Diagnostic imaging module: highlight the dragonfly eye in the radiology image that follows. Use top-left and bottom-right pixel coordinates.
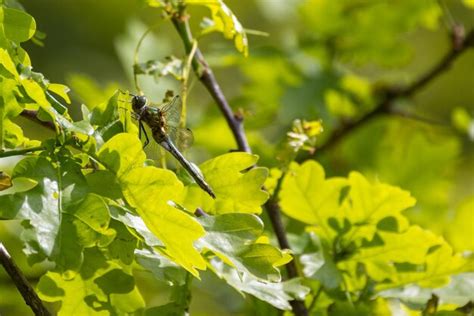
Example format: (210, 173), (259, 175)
(131, 95), (147, 111)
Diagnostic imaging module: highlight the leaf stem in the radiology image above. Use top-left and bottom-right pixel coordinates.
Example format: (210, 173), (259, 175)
(0, 146), (45, 158)
(0, 242), (51, 316)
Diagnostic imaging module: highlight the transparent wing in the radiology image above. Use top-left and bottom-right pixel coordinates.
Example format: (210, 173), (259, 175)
(161, 95), (181, 129)
(167, 126), (194, 151)
(177, 127), (194, 151)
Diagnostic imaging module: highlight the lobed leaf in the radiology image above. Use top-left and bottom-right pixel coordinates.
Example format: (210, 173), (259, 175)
(210, 258), (309, 310)
(198, 213), (288, 281)
(185, 0), (248, 56)
(279, 161), (347, 240)
(98, 133), (206, 276)
(183, 152), (269, 214)
(37, 248), (145, 315)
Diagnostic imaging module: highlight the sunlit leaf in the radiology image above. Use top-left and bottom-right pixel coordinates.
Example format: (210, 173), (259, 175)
(279, 161), (347, 240)
(198, 213), (288, 281)
(210, 258), (309, 310)
(0, 48), (20, 80)
(37, 248), (145, 315)
(341, 171), (416, 242)
(446, 197), (474, 251)
(48, 83), (71, 104)
(184, 152), (269, 214)
(98, 133), (206, 276)
(0, 7), (36, 43)
(186, 0), (248, 56)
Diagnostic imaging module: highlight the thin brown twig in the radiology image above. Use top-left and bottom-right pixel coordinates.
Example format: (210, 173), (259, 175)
(0, 242), (51, 316)
(170, 11), (251, 153)
(20, 110), (55, 131)
(298, 28), (474, 160)
(170, 7), (308, 316)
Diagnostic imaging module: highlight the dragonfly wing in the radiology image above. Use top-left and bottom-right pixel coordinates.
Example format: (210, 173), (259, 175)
(167, 126), (194, 151)
(161, 95), (181, 129)
(177, 128), (194, 151)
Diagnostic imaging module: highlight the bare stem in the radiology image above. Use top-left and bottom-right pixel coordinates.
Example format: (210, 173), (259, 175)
(170, 12), (251, 153)
(0, 146), (45, 158)
(20, 110), (56, 131)
(0, 242), (51, 316)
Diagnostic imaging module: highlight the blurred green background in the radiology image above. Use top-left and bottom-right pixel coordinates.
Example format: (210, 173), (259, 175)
(1, 0), (473, 314)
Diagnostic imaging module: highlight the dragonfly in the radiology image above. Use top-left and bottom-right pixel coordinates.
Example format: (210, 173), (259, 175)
(128, 93), (216, 198)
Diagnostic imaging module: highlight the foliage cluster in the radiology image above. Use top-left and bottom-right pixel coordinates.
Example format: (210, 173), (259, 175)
(0, 0), (473, 315)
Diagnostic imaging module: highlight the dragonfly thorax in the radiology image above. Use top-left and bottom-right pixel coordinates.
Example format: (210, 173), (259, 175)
(131, 95), (148, 112)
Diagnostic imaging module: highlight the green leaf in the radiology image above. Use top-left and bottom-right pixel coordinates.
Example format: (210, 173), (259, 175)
(21, 78), (51, 110)
(85, 170), (122, 200)
(349, 226), (440, 282)
(37, 248), (145, 315)
(446, 197), (474, 251)
(134, 56), (185, 81)
(2, 119), (25, 148)
(0, 156), (66, 255)
(376, 240), (473, 290)
(184, 152), (269, 214)
(0, 48), (20, 80)
(198, 213), (289, 281)
(97, 133), (146, 178)
(0, 155), (115, 272)
(301, 253), (343, 289)
(89, 91), (119, 127)
(380, 273), (474, 310)
(186, 0), (248, 56)
(122, 166), (206, 276)
(108, 204), (162, 247)
(135, 248), (187, 286)
(341, 171), (416, 242)
(98, 133), (206, 276)
(0, 7), (36, 43)
(1, 78), (22, 118)
(279, 161), (347, 240)
(48, 83), (71, 104)
(211, 258), (309, 310)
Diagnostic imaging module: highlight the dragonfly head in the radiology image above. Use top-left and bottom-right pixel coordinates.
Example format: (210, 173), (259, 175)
(131, 95), (147, 112)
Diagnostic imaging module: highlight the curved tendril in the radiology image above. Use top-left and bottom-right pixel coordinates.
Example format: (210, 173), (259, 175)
(133, 22), (163, 94)
(180, 39), (198, 129)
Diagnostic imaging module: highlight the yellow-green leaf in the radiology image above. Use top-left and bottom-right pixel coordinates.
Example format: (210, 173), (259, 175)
(98, 134), (206, 276)
(186, 0), (248, 56)
(121, 167), (206, 276)
(21, 79), (50, 110)
(0, 7), (36, 43)
(48, 83), (71, 104)
(97, 133), (146, 179)
(184, 152), (269, 214)
(0, 48), (20, 80)
(279, 161), (347, 240)
(342, 171), (416, 242)
(446, 197), (474, 251)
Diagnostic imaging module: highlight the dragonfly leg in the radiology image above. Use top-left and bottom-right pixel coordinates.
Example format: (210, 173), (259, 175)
(139, 121), (150, 148)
